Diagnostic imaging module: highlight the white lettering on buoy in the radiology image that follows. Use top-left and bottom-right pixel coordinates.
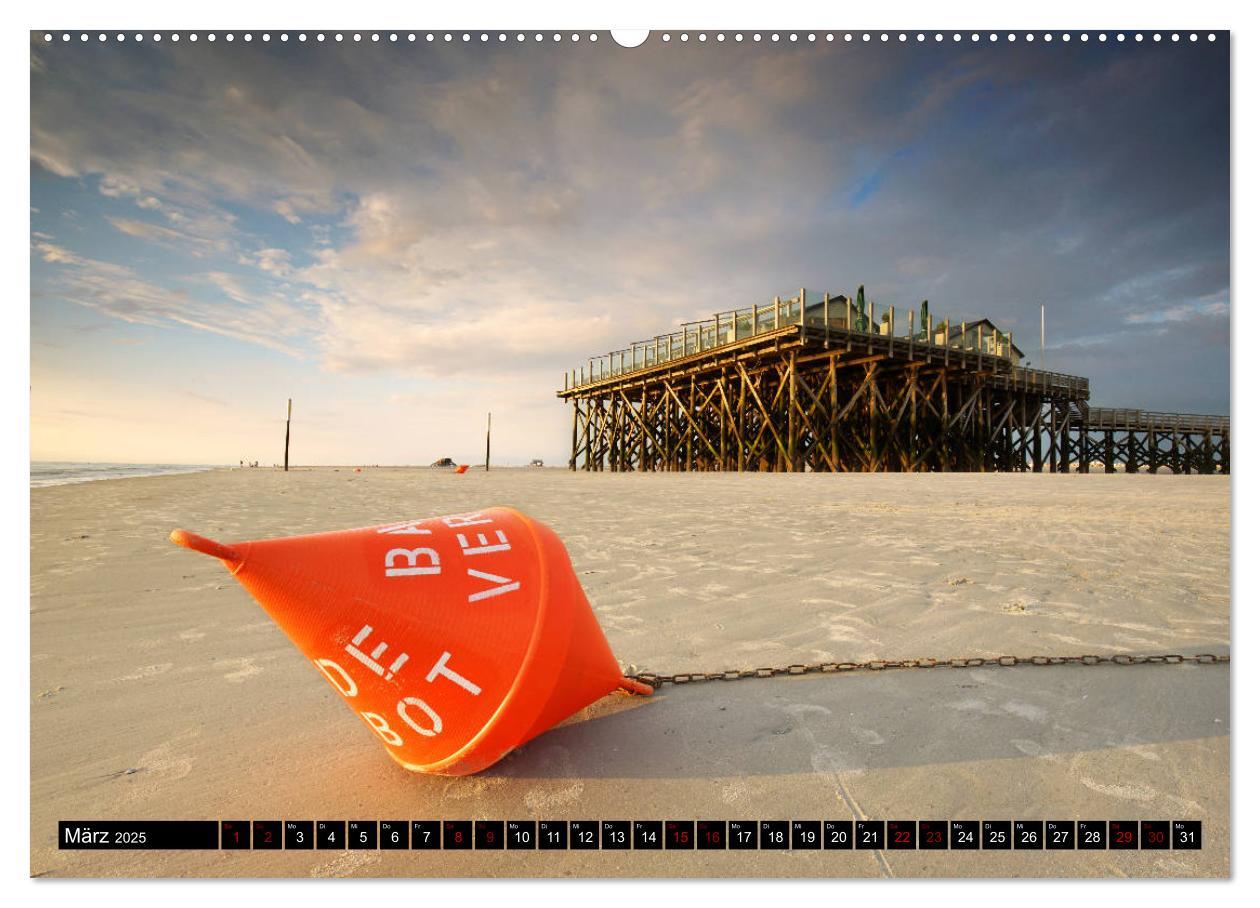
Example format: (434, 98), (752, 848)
(466, 568), (521, 602)
(384, 546), (441, 577)
(425, 650), (482, 696)
(313, 657), (358, 697)
(377, 521), (434, 536)
(362, 711), (404, 746)
(397, 697), (443, 736)
(344, 624), (410, 681)
(456, 529), (511, 556)
(442, 512), (492, 528)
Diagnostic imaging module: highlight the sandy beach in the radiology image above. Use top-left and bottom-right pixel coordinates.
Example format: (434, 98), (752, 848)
(29, 467), (1230, 878)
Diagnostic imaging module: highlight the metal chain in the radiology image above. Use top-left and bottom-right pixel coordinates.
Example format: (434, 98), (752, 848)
(625, 652), (1229, 691)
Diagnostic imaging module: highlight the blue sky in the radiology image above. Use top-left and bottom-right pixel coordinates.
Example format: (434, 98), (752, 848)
(30, 34), (1229, 465)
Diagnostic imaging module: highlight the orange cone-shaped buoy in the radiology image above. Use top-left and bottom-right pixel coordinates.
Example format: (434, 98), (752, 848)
(170, 509), (649, 775)
(454, 464), (469, 474)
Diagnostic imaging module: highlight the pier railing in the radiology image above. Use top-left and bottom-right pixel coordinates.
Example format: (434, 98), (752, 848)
(566, 288), (1019, 390)
(1004, 367), (1091, 397)
(1080, 407), (1229, 434)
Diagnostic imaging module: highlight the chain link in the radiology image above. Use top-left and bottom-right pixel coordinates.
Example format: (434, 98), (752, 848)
(625, 652), (1228, 691)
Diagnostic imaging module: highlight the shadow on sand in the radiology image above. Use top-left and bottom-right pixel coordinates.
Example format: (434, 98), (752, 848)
(481, 657), (1229, 781)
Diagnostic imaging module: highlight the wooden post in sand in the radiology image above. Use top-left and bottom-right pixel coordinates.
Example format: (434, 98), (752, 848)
(283, 399), (292, 472)
(485, 412), (492, 472)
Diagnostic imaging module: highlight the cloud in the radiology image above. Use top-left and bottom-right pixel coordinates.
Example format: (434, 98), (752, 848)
(33, 240), (84, 266)
(239, 247), (293, 277)
(1125, 300), (1230, 325)
(29, 37), (1230, 416)
(35, 234), (315, 355)
(107, 216), (228, 257)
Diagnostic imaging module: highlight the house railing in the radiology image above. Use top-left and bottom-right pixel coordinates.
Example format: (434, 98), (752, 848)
(565, 287), (1019, 389)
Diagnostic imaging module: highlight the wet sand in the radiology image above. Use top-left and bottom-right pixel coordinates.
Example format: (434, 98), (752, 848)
(30, 468), (1230, 877)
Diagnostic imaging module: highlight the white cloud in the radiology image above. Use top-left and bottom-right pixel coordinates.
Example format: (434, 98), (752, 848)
(1125, 300), (1230, 325)
(36, 234), (315, 356)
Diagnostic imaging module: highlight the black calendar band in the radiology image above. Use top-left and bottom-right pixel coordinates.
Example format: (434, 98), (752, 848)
(57, 819), (1204, 851)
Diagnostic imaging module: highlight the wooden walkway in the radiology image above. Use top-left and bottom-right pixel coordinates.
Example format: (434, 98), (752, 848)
(1072, 407), (1229, 474)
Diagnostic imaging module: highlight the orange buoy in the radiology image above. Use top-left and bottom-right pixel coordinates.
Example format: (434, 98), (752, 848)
(169, 508), (648, 775)
(454, 464), (469, 474)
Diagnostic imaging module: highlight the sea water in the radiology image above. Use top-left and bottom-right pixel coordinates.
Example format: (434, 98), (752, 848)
(30, 462), (221, 488)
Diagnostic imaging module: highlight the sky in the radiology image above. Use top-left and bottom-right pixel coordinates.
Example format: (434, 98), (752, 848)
(29, 33), (1230, 466)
